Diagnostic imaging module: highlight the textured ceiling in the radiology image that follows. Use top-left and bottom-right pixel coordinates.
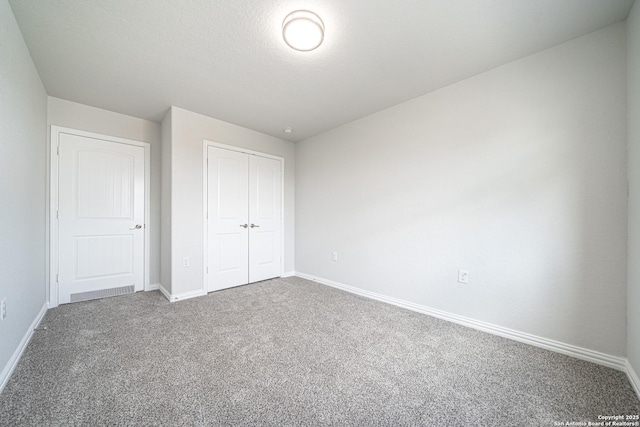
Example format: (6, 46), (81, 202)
(8, 0), (635, 142)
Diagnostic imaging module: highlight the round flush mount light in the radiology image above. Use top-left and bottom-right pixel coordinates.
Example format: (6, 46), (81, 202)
(283, 127), (293, 134)
(282, 10), (324, 51)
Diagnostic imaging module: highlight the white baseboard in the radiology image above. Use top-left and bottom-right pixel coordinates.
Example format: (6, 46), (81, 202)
(280, 271), (295, 278)
(146, 283), (160, 291)
(159, 285), (206, 303)
(0, 302), (48, 394)
(295, 272), (628, 372)
(626, 359), (640, 399)
(158, 285), (171, 301)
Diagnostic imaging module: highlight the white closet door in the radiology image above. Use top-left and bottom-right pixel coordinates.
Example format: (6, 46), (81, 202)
(207, 146), (249, 291)
(248, 155), (282, 283)
(58, 133), (145, 304)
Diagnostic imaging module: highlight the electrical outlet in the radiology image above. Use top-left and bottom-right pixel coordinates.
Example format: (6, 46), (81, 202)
(332, 251), (338, 262)
(458, 269), (469, 284)
(182, 257), (190, 268)
(0, 298), (6, 321)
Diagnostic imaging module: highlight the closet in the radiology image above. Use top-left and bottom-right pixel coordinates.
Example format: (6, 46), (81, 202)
(206, 145), (283, 291)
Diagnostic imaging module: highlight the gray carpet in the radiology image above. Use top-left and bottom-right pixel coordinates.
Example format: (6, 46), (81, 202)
(0, 277), (638, 426)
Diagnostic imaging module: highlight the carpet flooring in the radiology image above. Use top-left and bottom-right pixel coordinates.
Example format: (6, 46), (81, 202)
(0, 276), (638, 426)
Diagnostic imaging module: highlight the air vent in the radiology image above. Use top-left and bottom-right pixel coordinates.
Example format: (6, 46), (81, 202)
(70, 285), (134, 303)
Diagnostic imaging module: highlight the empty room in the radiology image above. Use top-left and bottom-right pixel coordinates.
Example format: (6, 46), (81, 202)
(1, 0), (640, 425)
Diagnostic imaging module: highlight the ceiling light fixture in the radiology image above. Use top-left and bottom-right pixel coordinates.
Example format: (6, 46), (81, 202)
(283, 127), (293, 134)
(282, 10), (324, 52)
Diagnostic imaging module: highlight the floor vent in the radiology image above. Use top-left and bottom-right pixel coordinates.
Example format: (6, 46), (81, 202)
(70, 285), (135, 303)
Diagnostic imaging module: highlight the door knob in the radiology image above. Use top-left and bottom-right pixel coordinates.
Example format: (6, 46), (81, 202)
(130, 224), (142, 230)
(240, 224), (248, 228)
(250, 224), (260, 228)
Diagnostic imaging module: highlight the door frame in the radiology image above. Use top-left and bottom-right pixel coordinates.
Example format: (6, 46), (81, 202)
(202, 140), (285, 293)
(49, 126), (151, 307)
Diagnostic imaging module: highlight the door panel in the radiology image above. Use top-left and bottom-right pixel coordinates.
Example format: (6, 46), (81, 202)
(249, 155), (282, 282)
(207, 147), (249, 291)
(76, 150), (134, 218)
(75, 235), (133, 279)
(58, 133), (145, 304)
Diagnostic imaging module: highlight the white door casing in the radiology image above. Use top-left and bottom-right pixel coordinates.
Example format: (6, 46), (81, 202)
(204, 142), (283, 292)
(50, 127), (150, 307)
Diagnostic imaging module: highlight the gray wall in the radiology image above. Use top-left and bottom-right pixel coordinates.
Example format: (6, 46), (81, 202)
(0, 0), (47, 386)
(627, 0), (640, 382)
(295, 23), (628, 356)
(47, 97), (162, 287)
(168, 107), (295, 297)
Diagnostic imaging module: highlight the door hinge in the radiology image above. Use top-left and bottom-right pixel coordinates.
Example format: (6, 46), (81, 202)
(56, 145), (60, 155)
(56, 274), (59, 283)
(56, 210), (59, 219)
(627, 179), (630, 199)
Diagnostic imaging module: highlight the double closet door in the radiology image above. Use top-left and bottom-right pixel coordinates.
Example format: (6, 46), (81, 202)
(207, 146), (282, 292)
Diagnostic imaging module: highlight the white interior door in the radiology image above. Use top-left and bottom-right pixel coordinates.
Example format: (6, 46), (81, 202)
(207, 146), (250, 291)
(207, 145), (282, 292)
(249, 155), (282, 283)
(58, 133), (145, 304)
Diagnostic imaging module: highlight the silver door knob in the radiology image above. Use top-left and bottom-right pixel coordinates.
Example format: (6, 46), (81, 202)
(240, 224), (248, 228)
(250, 224), (260, 228)
(130, 224), (142, 230)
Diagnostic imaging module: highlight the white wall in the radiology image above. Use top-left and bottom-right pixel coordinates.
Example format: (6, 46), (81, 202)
(627, 0), (640, 381)
(168, 107), (295, 297)
(160, 109), (172, 293)
(0, 0), (47, 386)
(296, 23), (628, 356)
(47, 97), (162, 287)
